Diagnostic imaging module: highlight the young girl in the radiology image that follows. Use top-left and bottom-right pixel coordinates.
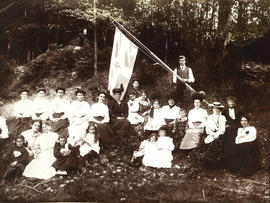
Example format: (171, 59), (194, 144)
(79, 122), (100, 164)
(127, 92), (144, 125)
(144, 99), (166, 132)
(1, 136), (29, 185)
(132, 133), (157, 167)
(138, 90), (151, 118)
(52, 135), (79, 175)
(144, 126), (175, 168)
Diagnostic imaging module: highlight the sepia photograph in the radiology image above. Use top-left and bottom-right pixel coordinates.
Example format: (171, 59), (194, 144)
(0, 0), (269, 202)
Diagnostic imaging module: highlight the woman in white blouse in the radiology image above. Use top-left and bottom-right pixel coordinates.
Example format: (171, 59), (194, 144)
(180, 93), (208, 150)
(32, 88), (50, 121)
(7, 89), (32, 138)
(49, 87), (70, 136)
(68, 89), (90, 147)
(204, 102), (226, 144)
(230, 115), (260, 176)
(89, 91), (114, 147)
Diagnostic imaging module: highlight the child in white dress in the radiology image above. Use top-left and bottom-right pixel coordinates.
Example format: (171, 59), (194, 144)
(132, 133), (157, 167)
(79, 122), (100, 165)
(143, 126), (175, 168)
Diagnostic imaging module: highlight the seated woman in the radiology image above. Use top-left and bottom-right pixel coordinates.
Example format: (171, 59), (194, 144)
(68, 89), (90, 147)
(21, 120), (42, 158)
(161, 95), (180, 132)
(23, 121), (58, 180)
(89, 91), (114, 147)
(180, 92), (208, 150)
(31, 88), (50, 121)
(49, 87), (70, 136)
(143, 126), (174, 168)
(52, 135), (79, 175)
(144, 99), (166, 132)
(204, 102), (226, 144)
(7, 89), (32, 139)
(229, 115), (260, 176)
(127, 91), (144, 125)
(138, 90), (151, 119)
(108, 86), (137, 138)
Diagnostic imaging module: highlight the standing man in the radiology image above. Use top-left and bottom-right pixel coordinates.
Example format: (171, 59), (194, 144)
(172, 55), (195, 102)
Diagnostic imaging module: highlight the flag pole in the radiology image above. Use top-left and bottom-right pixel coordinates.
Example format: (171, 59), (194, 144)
(93, 0), (98, 75)
(109, 15), (195, 93)
(108, 15), (210, 106)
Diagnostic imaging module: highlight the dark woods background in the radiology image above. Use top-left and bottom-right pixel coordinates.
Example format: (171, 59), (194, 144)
(0, 0), (270, 112)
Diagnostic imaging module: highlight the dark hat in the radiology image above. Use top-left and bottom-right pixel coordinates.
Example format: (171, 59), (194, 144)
(191, 91), (205, 102)
(112, 84), (124, 94)
(210, 102), (224, 109)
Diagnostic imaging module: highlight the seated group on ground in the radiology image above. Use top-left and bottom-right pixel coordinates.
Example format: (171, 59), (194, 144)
(0, 80), (261, 184)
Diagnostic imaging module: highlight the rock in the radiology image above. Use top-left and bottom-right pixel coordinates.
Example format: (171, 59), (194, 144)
(60, 184), (66, 188)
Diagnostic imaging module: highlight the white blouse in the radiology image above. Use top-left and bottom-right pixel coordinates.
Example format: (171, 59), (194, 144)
(50, 98), (70, 116)
(235, 126), (257, 144)
(14, 99), (32, 117)
(206, 114), (226, 136)
(89, 102), (110, 123)
(0, 116), (8, 139)
(162, 105), (180, 120)
(69, 100), (91, 119)
(32, 98), (50, 120)
(188, 108), (208, 128)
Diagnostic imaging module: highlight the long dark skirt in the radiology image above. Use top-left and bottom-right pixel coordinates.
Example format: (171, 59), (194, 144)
(50, 118), (69, 137)
(222, 127), (238, 163)
(52, 155), (78, 171)
(110, 118), (137, 137)
(96, 123), (116, 146)
(231, 140), (260, 176)
(6, 117), (32, 138)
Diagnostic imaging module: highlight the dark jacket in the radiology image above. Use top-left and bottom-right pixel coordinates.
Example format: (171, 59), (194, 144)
(108, 98), (128, 119)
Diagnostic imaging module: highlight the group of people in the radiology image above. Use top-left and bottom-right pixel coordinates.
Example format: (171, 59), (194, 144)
(0, 55), (261, 185)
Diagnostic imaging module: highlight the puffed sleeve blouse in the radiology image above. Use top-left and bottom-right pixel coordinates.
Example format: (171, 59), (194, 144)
(89, 102), (110, 123)
(188, 108), (208, 128)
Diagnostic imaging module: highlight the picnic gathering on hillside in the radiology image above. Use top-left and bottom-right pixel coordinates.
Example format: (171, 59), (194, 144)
(0, 54), (261, 186)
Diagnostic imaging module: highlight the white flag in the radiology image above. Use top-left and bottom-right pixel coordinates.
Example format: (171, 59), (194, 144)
(108, 27), (138, 99)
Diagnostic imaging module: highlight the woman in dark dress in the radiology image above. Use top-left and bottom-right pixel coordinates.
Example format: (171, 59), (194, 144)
(229, 115), (260, 176)
(108, 86), (139, 152)
(222, 96), (242, 166)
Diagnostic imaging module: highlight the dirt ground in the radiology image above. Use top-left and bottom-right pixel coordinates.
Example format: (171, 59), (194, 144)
(0, 144), (269, 202)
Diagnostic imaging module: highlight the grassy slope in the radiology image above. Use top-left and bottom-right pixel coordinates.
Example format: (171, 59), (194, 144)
(0, 44), (269, 202)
